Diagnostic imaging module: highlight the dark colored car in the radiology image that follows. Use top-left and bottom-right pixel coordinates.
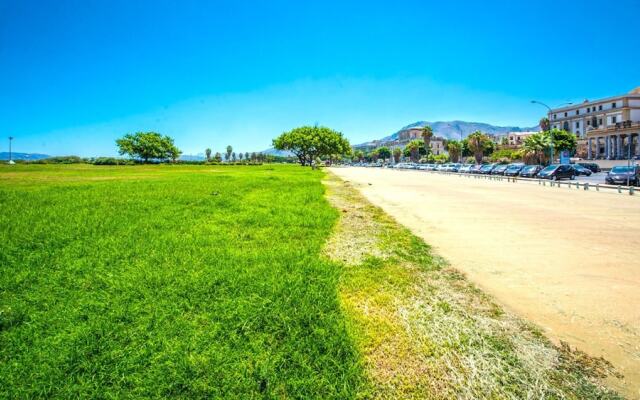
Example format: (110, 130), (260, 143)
(519, 165), (543, 178)
(491, 164), (509, 175)
(478, 164), (496, 175)
(571, 164), (592, 176)
(537, 164), (576, 181)
(470, 164), (483, 174)
(605, 166), (639, 186)
(503, 163), (525, 177)
(577, 162), (601, 173)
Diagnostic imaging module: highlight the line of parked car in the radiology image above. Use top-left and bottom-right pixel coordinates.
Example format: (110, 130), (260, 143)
(385, 162), (639, 185)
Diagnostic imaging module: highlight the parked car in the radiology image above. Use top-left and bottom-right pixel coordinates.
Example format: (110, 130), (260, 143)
(571, 164), (592, 176)
(503, 163), (525, 177)
(519, 165), (543, 178)
(458, 164), (473, 173)
(491, 164), (509, 175)
(537, 164), (576, 181)
(605, 165), (639, 186)
(577, 162), (601, 173)
(470, 164), (483, 174)
(478, 164), (496, 174)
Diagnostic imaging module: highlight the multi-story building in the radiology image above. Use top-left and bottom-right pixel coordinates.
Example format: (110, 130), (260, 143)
(549, 87), (640, 160)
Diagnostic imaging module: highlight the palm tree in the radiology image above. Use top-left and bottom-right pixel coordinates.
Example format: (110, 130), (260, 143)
(226, 145), (233, 161)
(392, 147), (402, 163)
(238, 152), (244, 161)
(421, 125), (434, 154)
(445, 140), (462, 162)
(353, 150), (365, 162)
(245, 152), (249, 161)
(467, 131), (490, 163)
(405, 139), (423, 162)
(539, 117), (550, 132)
(522, 132), (551, 165)
(205, 148), (212, 162)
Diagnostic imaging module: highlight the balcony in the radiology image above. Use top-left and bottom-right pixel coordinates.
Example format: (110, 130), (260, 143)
(585, 120), (640, 138)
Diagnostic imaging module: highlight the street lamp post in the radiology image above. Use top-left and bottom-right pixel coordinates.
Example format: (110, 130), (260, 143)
(8, 136), (14, 164)
(531, 100), (554, 164)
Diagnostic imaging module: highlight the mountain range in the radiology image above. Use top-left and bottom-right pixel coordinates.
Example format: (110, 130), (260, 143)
(0, 152), (50, 161)
(357, 120), (540, 148)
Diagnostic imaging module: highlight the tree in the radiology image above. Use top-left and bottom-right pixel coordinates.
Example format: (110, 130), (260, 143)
(353, 150), (365, 162)
(214, 152), (222, 162)
(370, 149), (379, 162)
(245, 152), (249, 161)
(238, 152), (244, 161)
(550, 128), (577, 153)
(232, 152), (237, 161)
(445, 140), (462, 162)
(392, 147), (402, 163)
(205, 148), (212, 162)
(226, 145), (233, 161)
(539, 117), (550, 132)
(116, 132), (181, 163)
(405, 139), (423, 162)
(467, 131), (492, 163)
(522, 132), (552, 165)
(421, 125), (434, 155)
(272, 125), (351, 167)
(376, 146), (391, 161)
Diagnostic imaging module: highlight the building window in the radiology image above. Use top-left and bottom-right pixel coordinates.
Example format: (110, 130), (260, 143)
(599, 118), (603, 125)
(586, 108), (590, 113)
(612, 102), (616, 108)
(587, 120), (591, 126)
(576, 109), (580, 115)
(563, 121), (569, 131)
(612, 116), (617, 124)
(564, 112), (568, 117)
(599, 105), (603, 111)
(553, 114), (556, 119)
(575, 121), (580, 128)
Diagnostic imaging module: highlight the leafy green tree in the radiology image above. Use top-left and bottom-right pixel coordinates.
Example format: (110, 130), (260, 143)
(232, 152), (237, 161)
(445, 140), (462, 162)
(376, 146), (391, 161)
(116, 132), (181, 163)
(392, 147), (402, 163)
(205, 148), (212, 162)
(245, 152), (250, 161)
(550, 128), (577, 153)
(421, 125), (434, 155)
(238, 152), (244, 161)
(370, 149), (379, 162)
(353, 150), (365, 162)
(214, 152), (222, 162)
(272, 125), (351, 166)
(466, 131), (492, 163)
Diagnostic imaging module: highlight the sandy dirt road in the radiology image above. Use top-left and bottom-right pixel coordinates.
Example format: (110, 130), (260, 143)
(330, 167), (640, 397)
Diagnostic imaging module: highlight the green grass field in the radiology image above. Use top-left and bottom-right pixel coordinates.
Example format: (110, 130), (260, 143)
(0, 164), (365, 398)
(0, 164), (621, 399)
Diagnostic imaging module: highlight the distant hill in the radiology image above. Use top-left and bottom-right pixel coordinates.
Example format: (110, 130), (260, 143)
(261, 148), (295, 157)
(0, 152), (50, 161)
(357, 120), (540, 148)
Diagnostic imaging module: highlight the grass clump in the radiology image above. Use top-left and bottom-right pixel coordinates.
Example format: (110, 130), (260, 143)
(323, 172), (622, 399)
(0, 164), (366, 398)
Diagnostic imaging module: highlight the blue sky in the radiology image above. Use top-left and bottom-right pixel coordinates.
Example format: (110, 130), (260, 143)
(1, 0), (639, 156)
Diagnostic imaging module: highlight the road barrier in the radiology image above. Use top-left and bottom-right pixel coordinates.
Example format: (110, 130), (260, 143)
(411, 169), (637, 196)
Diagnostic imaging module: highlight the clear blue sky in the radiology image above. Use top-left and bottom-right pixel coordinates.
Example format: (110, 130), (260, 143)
(1, 0), (639, 156)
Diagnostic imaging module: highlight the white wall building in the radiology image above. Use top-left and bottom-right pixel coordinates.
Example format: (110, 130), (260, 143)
(549, 87), (640, 159)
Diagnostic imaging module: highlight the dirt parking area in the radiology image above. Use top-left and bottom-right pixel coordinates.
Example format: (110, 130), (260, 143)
(330, 167), (640, 397)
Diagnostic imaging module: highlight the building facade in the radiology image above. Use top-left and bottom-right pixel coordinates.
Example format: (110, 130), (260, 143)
(549, 88), (640, 160)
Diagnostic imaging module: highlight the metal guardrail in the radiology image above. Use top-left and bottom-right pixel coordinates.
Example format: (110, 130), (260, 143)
(396, 168), (637, 196)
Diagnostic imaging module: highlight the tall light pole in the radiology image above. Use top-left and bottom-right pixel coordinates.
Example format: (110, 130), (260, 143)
(531, 100), (554, 164)
(8, 136), (14, 164)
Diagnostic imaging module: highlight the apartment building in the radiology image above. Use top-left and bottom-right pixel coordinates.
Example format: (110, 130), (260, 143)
(549, 87), (640, 159)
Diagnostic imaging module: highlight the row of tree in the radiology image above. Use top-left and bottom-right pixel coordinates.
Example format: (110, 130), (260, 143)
(204, 146), (268, 163)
